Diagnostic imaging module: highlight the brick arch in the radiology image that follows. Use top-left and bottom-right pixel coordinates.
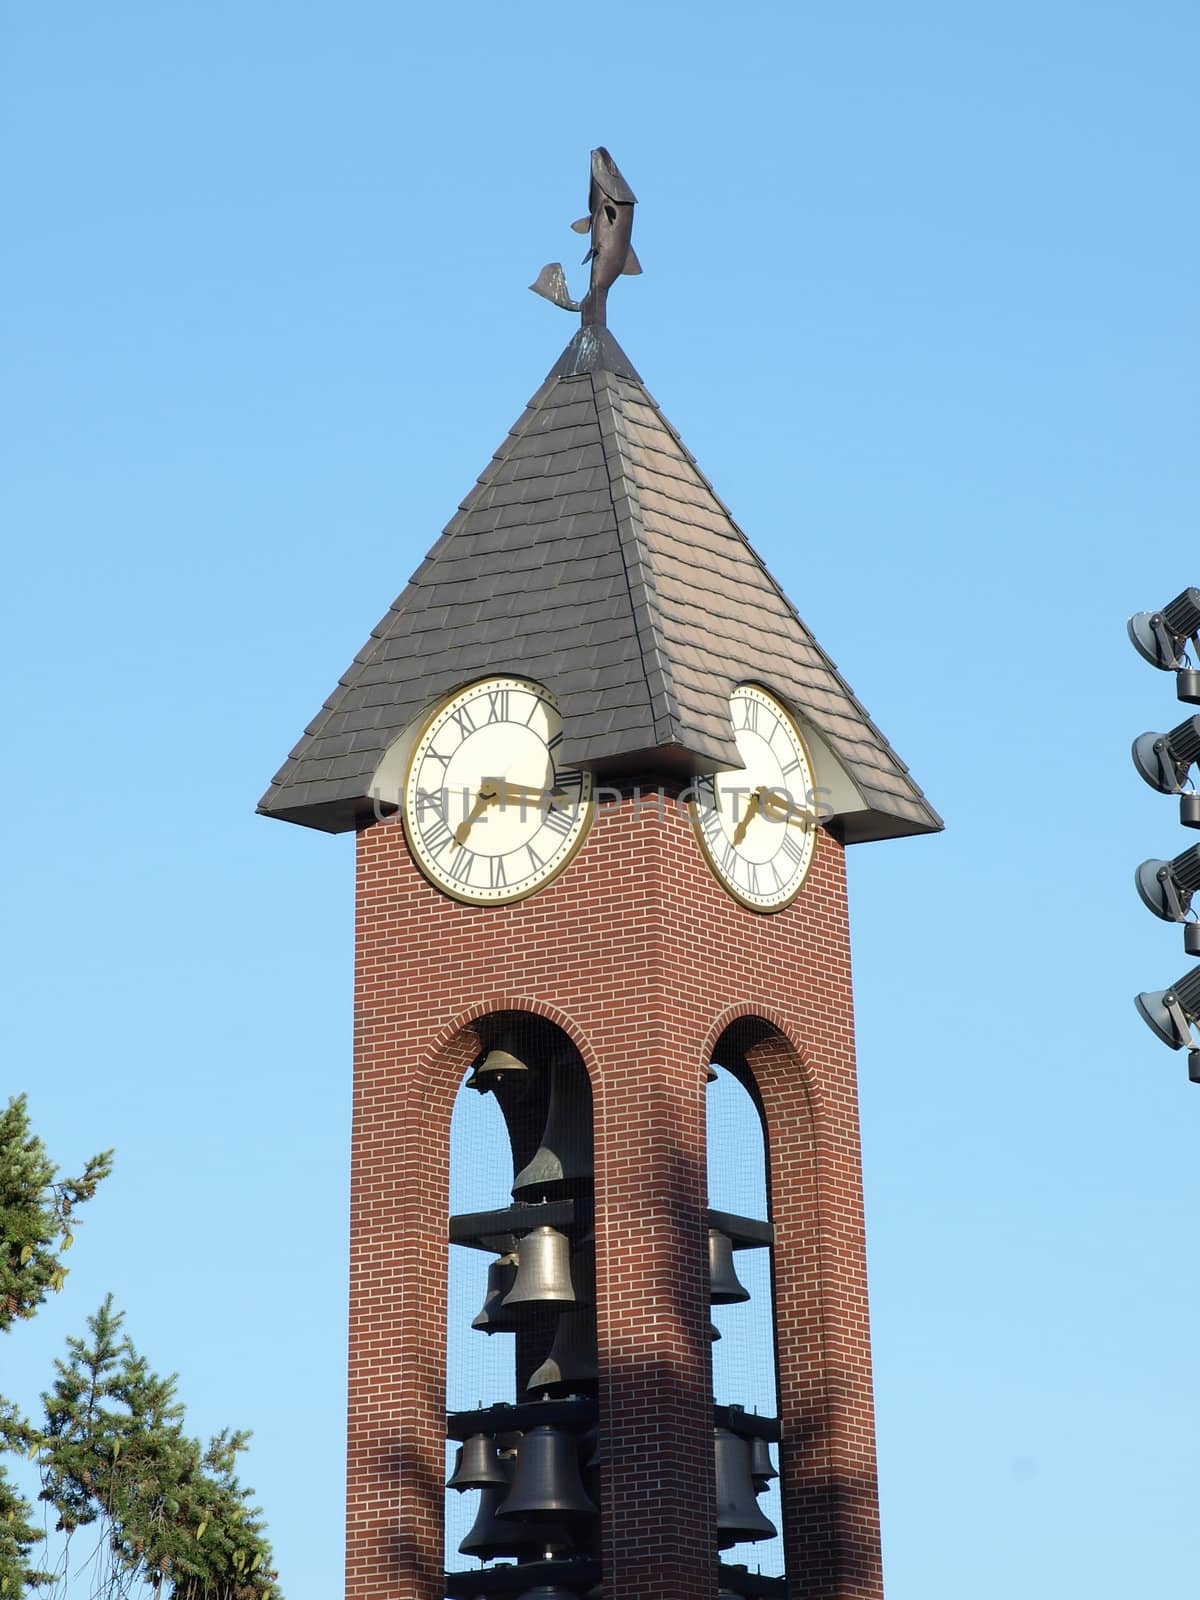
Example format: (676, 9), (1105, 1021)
(416, 997), (604, 1245)
(413, 994), (604, 1102)
(701, 1002), (821, 1112)
(352, 1002), (602, 1600)
(703, 1015), (787, 1577)
(697, 1007), (881, 1600)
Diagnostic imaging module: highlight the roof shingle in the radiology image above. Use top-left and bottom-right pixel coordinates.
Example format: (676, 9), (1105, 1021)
(258, 327), (941, 841)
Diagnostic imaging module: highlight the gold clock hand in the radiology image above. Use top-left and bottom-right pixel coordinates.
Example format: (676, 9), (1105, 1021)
(760, 791), (813, 828)
(455, 783), (499, 845)
(731, 787), (764, 847)
(496, 780), (556, 805)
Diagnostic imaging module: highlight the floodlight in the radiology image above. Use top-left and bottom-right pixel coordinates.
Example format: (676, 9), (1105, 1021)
(1135, 844), (1200, 922)
(1131, 715), (1200, 794)
(1128, 587), (1200, 670)
(1134, 964), (1200, 1050)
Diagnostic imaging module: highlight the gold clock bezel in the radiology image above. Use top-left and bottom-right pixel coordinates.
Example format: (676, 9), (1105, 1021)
(401, 676), (594, 906)
(690, 683), (818, 913)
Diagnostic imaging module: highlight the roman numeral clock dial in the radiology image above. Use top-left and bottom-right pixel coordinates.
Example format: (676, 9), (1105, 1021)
(402, 677), (594, 904)
(691, 684), (819, 911)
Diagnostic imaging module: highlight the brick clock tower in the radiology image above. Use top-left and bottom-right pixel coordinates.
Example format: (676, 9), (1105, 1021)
(259, 150), (939, 1600)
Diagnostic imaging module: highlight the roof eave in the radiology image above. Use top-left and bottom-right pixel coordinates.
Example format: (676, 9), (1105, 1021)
(827, 806), (944, 845)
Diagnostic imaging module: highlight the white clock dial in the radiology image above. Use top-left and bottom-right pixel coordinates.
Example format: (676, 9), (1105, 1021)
(403, 678), (593, 904)
(692, 684), (818, 912)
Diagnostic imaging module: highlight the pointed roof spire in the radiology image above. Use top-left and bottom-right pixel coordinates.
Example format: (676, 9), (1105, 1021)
(258, 326), (941, 843)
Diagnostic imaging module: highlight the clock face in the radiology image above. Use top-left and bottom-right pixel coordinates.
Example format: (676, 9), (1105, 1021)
(692, 684), (818, 911)
(403, 678), (593, 904)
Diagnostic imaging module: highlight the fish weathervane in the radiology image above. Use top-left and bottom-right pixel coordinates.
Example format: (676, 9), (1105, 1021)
(530, 147), (642, 329)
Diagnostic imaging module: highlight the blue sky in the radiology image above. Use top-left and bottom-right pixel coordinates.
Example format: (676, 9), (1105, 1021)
(4, 4), (1198, 1597)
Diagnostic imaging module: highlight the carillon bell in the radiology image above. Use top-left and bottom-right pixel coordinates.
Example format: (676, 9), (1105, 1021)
(459, 1476), (569, 1562)
(749, 1435), (778, 1490)
(512, 1056), (594, 1198)
(471, 1251), (521, 1333)
(466, 1032), (531, 1093)
(708, 1229), (751, 1305)
(714, 1428), (777, 1547)
(446, 1432), (509, 1491)
(499, 1424), (597, 1521)
(527, 1306), (599, 1392)
(503, 1226), (576, 1311)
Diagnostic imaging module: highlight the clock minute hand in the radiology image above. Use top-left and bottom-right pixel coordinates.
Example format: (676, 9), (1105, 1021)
(494, 779), (572, 810)
(760, 791), (812, 828)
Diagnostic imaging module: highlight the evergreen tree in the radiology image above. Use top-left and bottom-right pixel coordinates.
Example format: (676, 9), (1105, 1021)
(38, 1300), (279, 1600)
(1, 1098), (281, 1600)
(1, 1095), (111, 1598)
(0, 1096), (112, 1330)
(1, 1396), (50, 1597)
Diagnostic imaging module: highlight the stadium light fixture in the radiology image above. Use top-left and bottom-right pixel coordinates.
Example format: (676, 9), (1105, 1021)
(1134, 964), (1200, 1052)
(1132, 715), (1200, 797)
(1128, 588), (1200, 702)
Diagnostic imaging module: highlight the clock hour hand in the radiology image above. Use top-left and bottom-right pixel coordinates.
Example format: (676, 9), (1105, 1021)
(454, 782), (499, 845)
(731, 787), (764, 847)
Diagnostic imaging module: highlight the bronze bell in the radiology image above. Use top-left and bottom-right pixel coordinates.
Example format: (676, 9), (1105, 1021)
(527, 1306), (599, 1392)
(714, 1427), (777, 1547)
(459, 1460), (572, 1562)
(503, 1226), (576, 1311)
(749, 1435), (778, 1490)
(466, 1032), (530, 1093)
(471, 1251), (521, 1333)
(446, 1432), (508, 1491)
(710, 1322), (722, 1342)
(499, 1424), (597, 1521)
(708, 1230), (751, 1305)
(512, 1056), (593, 1198)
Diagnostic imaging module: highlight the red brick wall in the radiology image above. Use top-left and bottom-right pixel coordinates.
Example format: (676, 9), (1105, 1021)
(347, 783), (882, 1600)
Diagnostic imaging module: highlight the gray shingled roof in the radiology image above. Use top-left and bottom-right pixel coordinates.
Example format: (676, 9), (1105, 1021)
(258, 326), (941, 842)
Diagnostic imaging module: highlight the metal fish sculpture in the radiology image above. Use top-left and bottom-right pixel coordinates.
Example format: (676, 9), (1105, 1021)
(530, 147), (642, 328)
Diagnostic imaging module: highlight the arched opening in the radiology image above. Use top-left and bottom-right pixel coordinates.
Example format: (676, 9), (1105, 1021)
(708, 1018), (786, 1582)
(444, 1011), (599, 1596)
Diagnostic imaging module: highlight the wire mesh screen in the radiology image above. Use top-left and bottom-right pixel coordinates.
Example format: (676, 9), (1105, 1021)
(707, 1062), (784, 1578)
(446, 1071), (516, 1569)
(444, 1021), (597, 1584)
